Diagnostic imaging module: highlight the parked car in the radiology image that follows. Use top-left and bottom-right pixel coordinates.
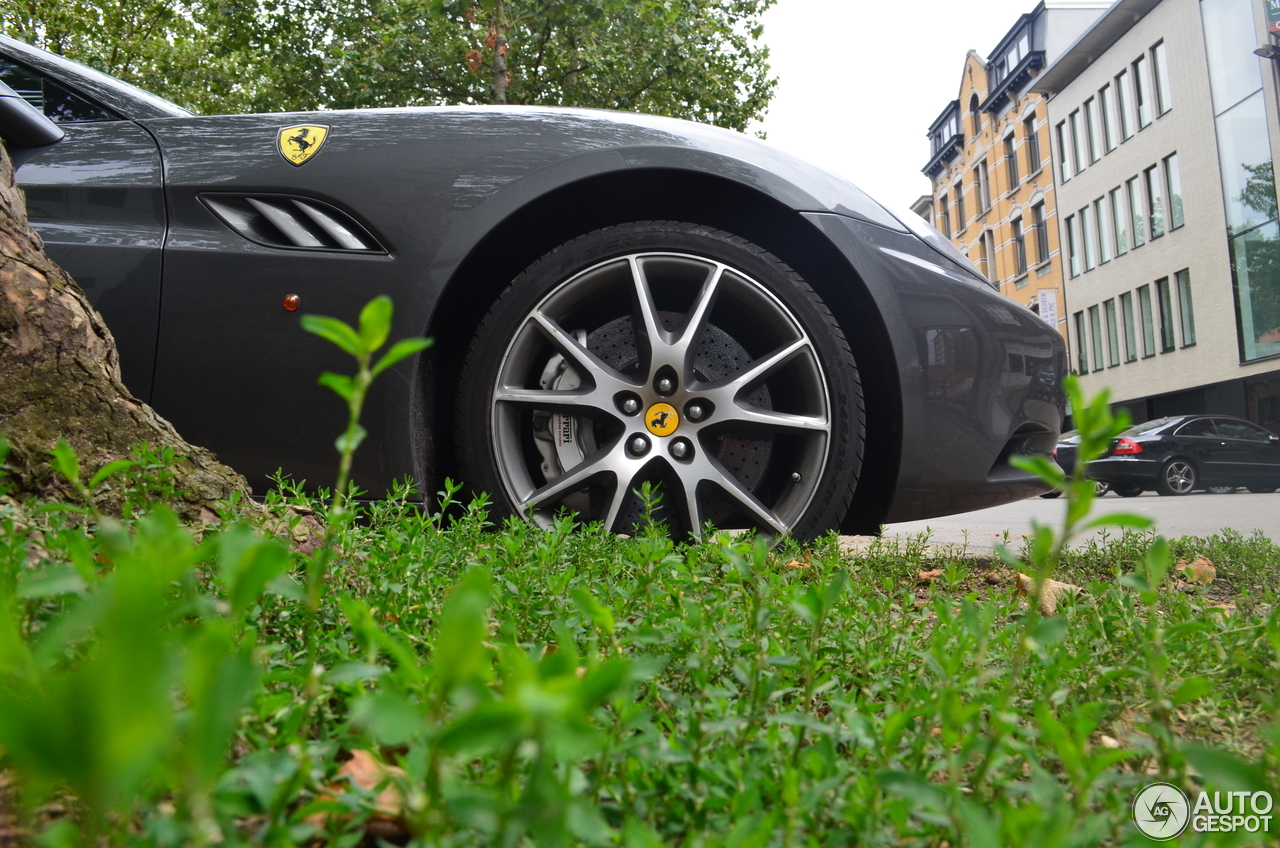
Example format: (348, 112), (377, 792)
(0, 36), (1067, 539)
(1086, 415), (1280, 497)
(1039, 430), (1111, 498)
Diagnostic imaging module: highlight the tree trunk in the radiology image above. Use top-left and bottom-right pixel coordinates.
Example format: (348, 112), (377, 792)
(0, 142), (251, 520)
(491, 0), (508, 104)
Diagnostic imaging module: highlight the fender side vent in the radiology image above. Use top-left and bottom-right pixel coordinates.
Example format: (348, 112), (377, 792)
(201, 194), (387, 253)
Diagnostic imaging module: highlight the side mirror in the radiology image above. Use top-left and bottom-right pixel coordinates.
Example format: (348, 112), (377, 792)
(0, 79), (63, 147)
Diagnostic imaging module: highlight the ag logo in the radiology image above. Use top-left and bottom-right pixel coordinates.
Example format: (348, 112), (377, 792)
(645, 403), (679, 437)
(1133, 783), (1190, 840)
(277, 125), (329, 166)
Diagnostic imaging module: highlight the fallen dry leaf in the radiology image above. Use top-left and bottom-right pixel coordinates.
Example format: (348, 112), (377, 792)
(1016, 573), (1082, 615)
(1180, 556), (1216, 585)
(918, 568), (944, 583)
(1097, 734), (1121, 749)
(306, 750), (408, 840)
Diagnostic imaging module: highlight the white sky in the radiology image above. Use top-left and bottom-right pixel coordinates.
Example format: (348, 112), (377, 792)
(755, 0), (1038, 210)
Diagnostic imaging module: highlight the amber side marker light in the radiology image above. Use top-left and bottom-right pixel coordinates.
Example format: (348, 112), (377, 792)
(1112, 438), (1143, 455)
(283, 294), (301, 312)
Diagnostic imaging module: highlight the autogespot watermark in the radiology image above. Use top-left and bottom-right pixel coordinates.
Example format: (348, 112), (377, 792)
(1133, 783), (1274, 840)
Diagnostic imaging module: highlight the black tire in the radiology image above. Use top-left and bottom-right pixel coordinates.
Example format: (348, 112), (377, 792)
(1039, 490), (1063, 499)
(455, 222), (865, 540)
(1094, 480), (1111, 497)
(1113, 483), (1144, 498)
(1156, 458), (1196, 496)
(1246, 485), (1277, 494)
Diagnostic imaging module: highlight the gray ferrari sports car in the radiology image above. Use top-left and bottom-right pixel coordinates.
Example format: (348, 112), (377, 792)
(0, 35), (1066, 539)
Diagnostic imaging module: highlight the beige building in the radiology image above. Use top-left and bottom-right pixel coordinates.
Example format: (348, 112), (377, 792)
(923, 2), (1109, 340)
(1033, 0), (1280, 429)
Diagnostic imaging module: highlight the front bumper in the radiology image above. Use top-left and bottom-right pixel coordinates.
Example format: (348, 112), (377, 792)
(805, 213), (1068, 524)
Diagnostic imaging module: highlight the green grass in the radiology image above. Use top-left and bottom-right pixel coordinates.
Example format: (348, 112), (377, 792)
(0, 476), (1276, 847)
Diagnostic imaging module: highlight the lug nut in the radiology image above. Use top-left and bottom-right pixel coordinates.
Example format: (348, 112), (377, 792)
(670, 439), (691, 460)
(657, 377), (675, 394)
(791, 472), (803, 482)
(621, 397), (640, 415)
(628, 435), (650, 456)
(686, 404), (705, 421)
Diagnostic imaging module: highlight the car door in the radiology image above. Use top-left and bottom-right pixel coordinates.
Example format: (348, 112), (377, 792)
(1, 55), (165, 402)
(1169, 417), (1226, 483)
(1214, 419), (1280, 486)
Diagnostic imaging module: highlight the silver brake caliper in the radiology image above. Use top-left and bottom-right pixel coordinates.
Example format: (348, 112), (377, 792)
(532, 330), (595, 512)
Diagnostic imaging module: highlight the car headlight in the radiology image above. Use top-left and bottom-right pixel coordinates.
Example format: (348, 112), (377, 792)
(880, 203), (995, 289)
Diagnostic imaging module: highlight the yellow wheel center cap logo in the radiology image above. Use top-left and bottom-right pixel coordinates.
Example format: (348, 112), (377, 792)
(645, 403), (679, 436)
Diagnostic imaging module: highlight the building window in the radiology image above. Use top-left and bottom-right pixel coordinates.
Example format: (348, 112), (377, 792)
(1066, 214), (1080, 277)
(1084, 97), (1101, 163)
(1074, 311), (1089, 372)
(954, 181), (965, 230)
(1056, 121), (1073, 182)
(1133, 55), (1152, 128)
(1032, 202), (1049, 263)
(1176, 268), (1196, 345)
(1089, 305), (1104, 371)
(1164, 153), (1184, 229)
(1155, 276), (1176, 351)
(978, 228), (991, 280)
(1100, 83), (1117, 151)
(1115, 69), (1134, 140)
(1138, 284), (1156, 356)
(938, 193), (951, 238)
(970, 93), (981, 138)
(984, 229), (997, 281)
(1151, 41), (1172, 115)
(1094, 197), (1112, 264)
(1012, 217), (1027, 275)
(1004, 135), (1019, 188)
(1110, 187), (1129, 255)
(1120, 291), (1138, 361)
(1069, 110), (1085, 174)
(1127, 176), (1147, 247)
(977, 160), (991, 211)
(1104, 299), (1120, 366)
(1081, 204), (1097, 271)
(1145, 164), (1165, 238)
(1024, 115), (1040, 172)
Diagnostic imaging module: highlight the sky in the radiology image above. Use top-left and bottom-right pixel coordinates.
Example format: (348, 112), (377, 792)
(754, 0), (1040, 211)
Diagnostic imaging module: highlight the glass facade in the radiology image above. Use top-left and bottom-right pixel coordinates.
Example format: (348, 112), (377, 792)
(1201, 0), (1280, 362)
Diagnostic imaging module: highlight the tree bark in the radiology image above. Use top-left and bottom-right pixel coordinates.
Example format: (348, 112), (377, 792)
(0, 141), (251, 520)
(491, 0), (508, 104)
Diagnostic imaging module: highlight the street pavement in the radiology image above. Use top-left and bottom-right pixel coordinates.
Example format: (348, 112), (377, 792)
(842, 489), (1280, 556)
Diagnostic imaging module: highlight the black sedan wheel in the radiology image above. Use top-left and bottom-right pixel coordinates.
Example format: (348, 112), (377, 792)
(1247, 485), (1277, 494)
(1156, 458), (1197, 496)
(456, 222), (865, 540)
(1113, 483), (1144, 497)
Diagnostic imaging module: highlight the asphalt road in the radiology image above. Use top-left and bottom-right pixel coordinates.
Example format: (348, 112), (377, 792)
(843, 489), (1280, 555)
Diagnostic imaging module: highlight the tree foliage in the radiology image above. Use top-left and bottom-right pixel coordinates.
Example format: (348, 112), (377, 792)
(0, 0), (776, 131)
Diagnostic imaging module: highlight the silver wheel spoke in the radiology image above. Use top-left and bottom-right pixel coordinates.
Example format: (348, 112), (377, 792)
(719, 406), (829, 433)
(705, 338), (808, 398)
(531, 311), (635, 391)
(493, 386), (609, 414)
(520, 439), (622, 510)
(679, 479), (704, 538)
(599, 473), (636, 533)
(628, 257), (667, 364)
(686, 452), (787, 536)
(676, 264), (725, 374)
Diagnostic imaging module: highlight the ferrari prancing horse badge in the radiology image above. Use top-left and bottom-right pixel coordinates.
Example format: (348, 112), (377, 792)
(278, 125), (329, 166)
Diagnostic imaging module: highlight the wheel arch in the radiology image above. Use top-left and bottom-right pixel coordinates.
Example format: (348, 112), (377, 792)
(421, 167), (902, 531)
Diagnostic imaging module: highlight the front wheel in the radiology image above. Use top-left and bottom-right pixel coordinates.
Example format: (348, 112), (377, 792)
(1156, 459), (1196, 496)
(455, 222), (866, 540)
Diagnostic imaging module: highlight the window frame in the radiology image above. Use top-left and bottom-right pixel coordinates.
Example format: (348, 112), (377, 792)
(1175, 268), (1196, 346)
(1089, 305), (1105, 372)
(1104, 298), (1121, 366)
(1145, 164), (1165, 239)
(1074, 310), (1089, 373)
(1155, 276), (1176, 352)
(1024, 115), (1041, 173)
(1115, 69), (1134, 140)
(1138, 284), (1156, 356)
(1127, 176), (1147, 247)
(1133, 55), (1152, 128)
(1151, 40), (1172, 116)
(1100, 83), (1117, 152)
(1004, 134), (1020, 188)
(1094, 197), (1112, 264)
(1012, 216), (1027, 275)
(1066, 213), (1081, 277)
(1110, 187), (1129, 255)
(1084, 97), (1102, 163)
(1120, 291), (1138, 362)
(1163, 153), (1184, 229)
(1032, 201), (1049, 264)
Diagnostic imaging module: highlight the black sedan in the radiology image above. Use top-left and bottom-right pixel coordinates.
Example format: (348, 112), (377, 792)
(1086, 415), (1280, 496)
(1039, 431), (1112, 497)
(0, 36), (1067, 539)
